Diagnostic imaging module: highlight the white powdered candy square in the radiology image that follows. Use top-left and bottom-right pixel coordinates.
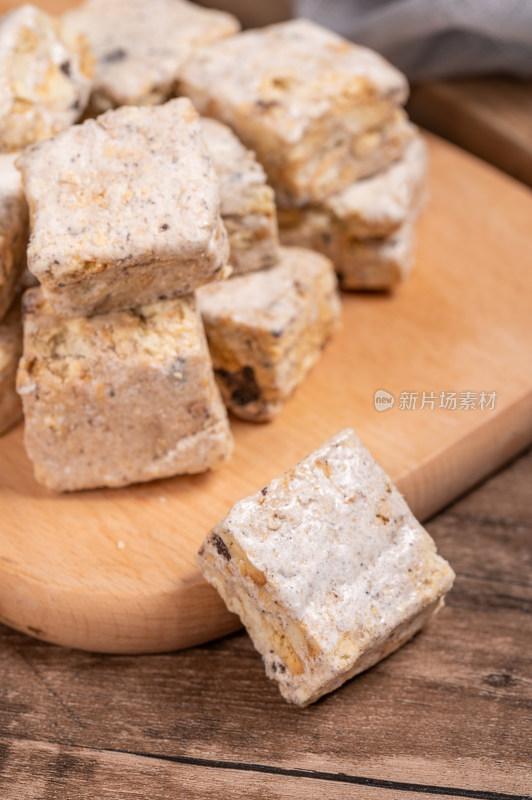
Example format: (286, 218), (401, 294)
(197, 428), (454, 705)
(201, 117), (279, 275)
(17, 98), (229, 316)
(0, 4), (92, 151)
(180, 19), (409, 205)
(64, 0), (239, 113)
(17, 288), (233, 491)
(197, 246), (340, 421)
(279, 133), (428, 290)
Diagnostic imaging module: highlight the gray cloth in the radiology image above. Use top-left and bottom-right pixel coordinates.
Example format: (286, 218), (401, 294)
(296, 0), (532, 79)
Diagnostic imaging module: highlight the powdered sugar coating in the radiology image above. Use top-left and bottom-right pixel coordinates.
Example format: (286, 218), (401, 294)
(17, 98), (229, 316)
(17, 288), (233, 491)
(181, 19), (407, 144)
(278, 132), (427, 289)
(64, 0), (239, 112)
(326, 132), (428, 237)
(280, 209), (418, 290)
(180, 19), (409, 203)
(225, 428), (451, 654)
(201, 117), (279, 274)
(197, 246), (340, 420)
(198, 246), (338, 330)
(0, 5), (92, 151)
(198, 428), (454, 704)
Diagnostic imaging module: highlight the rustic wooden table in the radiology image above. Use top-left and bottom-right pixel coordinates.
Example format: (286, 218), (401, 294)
(408, 80), (532, 189)
(1, 448), (530, 799)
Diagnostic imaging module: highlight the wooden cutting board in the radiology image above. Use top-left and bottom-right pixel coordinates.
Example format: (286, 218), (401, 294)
(1, 134), (532, 654)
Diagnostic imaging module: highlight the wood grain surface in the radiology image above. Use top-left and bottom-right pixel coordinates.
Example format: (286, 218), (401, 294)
(0, 3), (529, 795)
(0, 0), (79, 11)
(1, 134), (532, 654)
(409, 80), (532, 189)
(1, 449), (530, 798)
(1, 0), (532, 657)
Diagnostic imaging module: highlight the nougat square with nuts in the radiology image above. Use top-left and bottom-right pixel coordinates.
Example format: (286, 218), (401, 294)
(279, 133), (427, 290)
(64, 0), (239, 113)
(180, 19), (409, 205)
(197, 428), (454, 706)
(17, 288), (233, 492)
(197, 246), (340, 421)
(201, 117), (279, 275)
(0, 4), (92, 152)
(17, 98), (229, 316)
